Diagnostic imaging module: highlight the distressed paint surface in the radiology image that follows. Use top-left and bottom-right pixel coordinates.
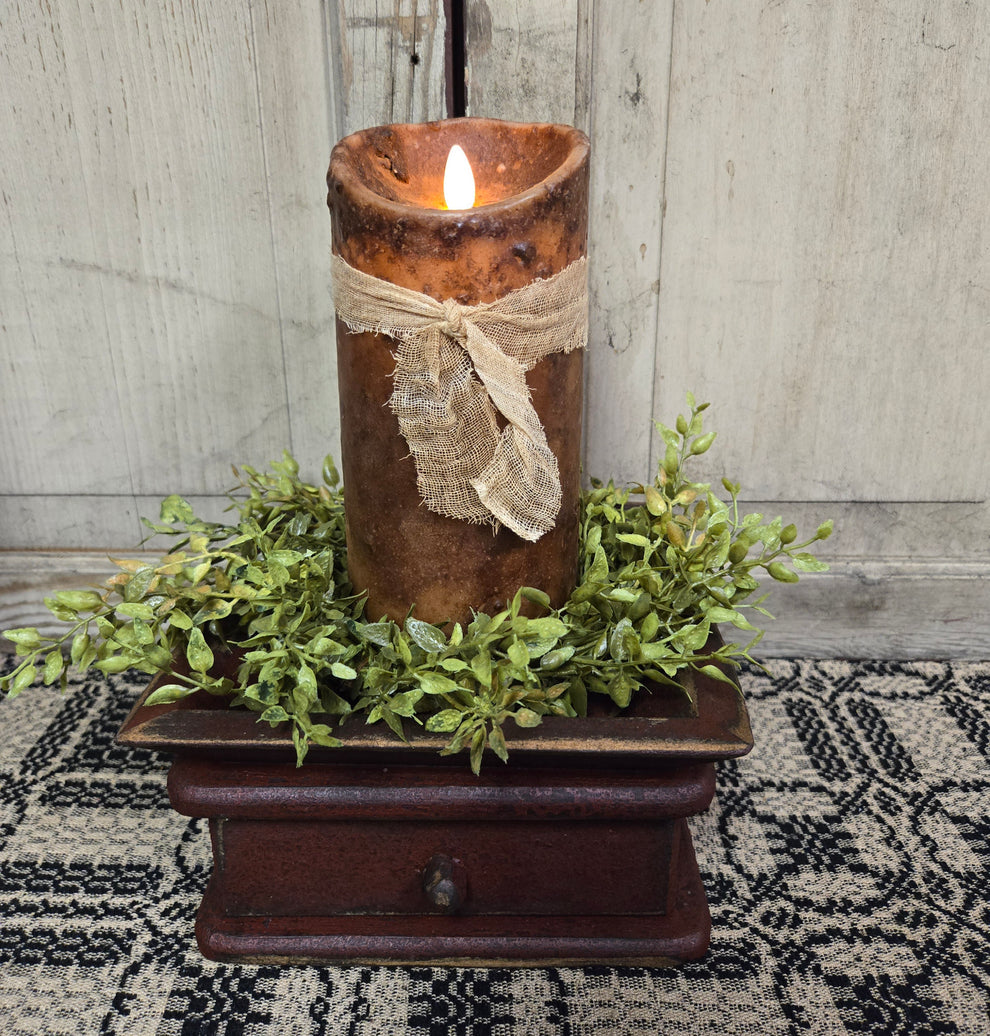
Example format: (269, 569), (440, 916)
(1, 0), (988, 656)
(656, 1), (990, 508)
(464, 0), (581, 125)
(582, 1), (673, 486)
(328, 0), (447, 133)
(0, 1), (446, 548)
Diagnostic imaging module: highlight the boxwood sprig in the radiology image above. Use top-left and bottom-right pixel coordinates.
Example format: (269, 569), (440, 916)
(1, 396), (831, 772)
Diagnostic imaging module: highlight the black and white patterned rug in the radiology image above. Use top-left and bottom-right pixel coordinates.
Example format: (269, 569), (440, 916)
(1, 657), (988, 1035)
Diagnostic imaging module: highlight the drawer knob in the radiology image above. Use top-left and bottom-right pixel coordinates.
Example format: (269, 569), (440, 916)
(422, 854), (464, 914)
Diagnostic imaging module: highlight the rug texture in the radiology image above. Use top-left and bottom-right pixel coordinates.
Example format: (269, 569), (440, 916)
(0, 656), (988, 1035)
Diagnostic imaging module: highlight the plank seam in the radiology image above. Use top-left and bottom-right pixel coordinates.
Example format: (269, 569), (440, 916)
(248, 1), (295, 459)
(650, 0), (678, 479)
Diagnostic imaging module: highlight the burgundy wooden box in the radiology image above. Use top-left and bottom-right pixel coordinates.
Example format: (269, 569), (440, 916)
(117, 663), (752, 966)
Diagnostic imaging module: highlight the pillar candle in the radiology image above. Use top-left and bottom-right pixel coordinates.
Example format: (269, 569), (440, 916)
(327, 117), (589, 625)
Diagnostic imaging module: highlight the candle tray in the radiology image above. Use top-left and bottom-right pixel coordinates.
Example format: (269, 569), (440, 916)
(116, 659), (752, 967)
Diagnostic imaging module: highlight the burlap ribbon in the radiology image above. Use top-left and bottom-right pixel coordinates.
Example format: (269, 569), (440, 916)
(330, 254), (588, 541)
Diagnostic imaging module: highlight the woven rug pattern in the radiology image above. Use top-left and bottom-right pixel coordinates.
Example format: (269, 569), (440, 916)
(0, 657), (988, 1035)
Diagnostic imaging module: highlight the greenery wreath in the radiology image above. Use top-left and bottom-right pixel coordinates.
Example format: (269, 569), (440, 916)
(2, 396), (831, 772)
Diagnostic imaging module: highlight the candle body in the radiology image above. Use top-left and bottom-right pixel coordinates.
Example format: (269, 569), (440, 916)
(327, 118), (589, 625)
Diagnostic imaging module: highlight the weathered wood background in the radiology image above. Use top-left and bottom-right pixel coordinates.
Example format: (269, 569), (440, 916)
(2, 1), (987, 657)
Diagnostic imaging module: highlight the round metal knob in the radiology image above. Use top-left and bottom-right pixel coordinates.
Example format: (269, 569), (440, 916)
(422, 854), (464, 914)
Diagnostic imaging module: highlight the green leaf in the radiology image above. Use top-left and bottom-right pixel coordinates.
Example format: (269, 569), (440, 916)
(607, 672), (634, 708)
(54, 590), (104, 613)
(42, 650), (63, 686)
(488, 724), (509, 763)
(767, 562), (799, 583)
(417, 671), (459, 695)
(95, 655), (135, 674)
(10, 665), (37, 697)
(608, 617), (638, 662)
(520, 586), (551, 609)
(322, 455), (340, 487)
(3, 628), (44, 650)
(123, 567), (158, 603)
(697, 664), (737, 686)
(645, 485), (666, 516)
(439, 657), (470, 672)
(469, 728), (486, 774)
(405, 617), (447, 654)
(640, 641), (676, 662)
(70, 632), (91, 666)
(297, 663), (318, 699)
(791, 553), (830, 573)
(587, 544), (608, 584)
(192, 598), (233, 624)
(359, 622), (395, 648)
(396, 635), (413, 666)
(186, 627), (214, 674)
(260, 705), (291, 724)
(307, 723), (342, 748)
(389, 689), (424, 717)
(513, 708), (542, 728)
(540, 646), (574, 670)
(187, 561), (212, 586)
(640, 611), (661, 644)
(270, 549), (304, 566)
(690, 431), (716, 455)
(523, 616), (568, 641)
(568, 677), (588, 716)
(616, 533), (652, 548)
(145, 682), (197, 706)
(507, 640), (529, 668)
(330, 661), (357, 681)
(470, 649), (492, 688)
(426, 708), (465, 733)
(168, 610), (194, 631)
(117, 602), (155, 621)
(378, 706), (407, 740)
(160, 494), (195, 524)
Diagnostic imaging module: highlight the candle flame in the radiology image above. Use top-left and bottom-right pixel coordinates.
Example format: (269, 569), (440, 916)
(443, 144), (476, 209)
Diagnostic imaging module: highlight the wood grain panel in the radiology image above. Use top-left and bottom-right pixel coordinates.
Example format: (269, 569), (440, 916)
(250, 0), (340, 483)
(464, 0), (581, 124)
(328, 0), (447, 134)
(3, 1), (988, 656)
(654, 1), (990, 509)
(0, 2), (296, 500)
(582, 1), (673, 486)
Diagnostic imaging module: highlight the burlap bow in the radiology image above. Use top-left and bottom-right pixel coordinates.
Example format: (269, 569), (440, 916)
(330, 253), (588, 541)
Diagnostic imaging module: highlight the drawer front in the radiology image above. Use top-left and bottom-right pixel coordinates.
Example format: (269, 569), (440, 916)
(215, 817), (676, 918)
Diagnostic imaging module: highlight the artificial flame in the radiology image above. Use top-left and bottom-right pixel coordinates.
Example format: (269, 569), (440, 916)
(443, 144), (476, 209)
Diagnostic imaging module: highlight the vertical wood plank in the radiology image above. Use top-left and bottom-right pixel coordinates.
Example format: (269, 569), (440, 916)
(249, 0), (340, 480)
(327, 0), (448, 136)
(0, 1), (291, 519)
(582, 1), (673, 485)
(0, 0), (134, 499)
(655, 1), (990, 509)
(464, 0), (580, 124)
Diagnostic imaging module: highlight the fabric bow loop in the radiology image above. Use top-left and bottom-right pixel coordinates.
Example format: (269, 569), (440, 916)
(330, 253), (588, 541)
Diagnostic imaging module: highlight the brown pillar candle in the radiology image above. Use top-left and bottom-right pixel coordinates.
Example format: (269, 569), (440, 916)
(327, 117), (589, 625)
